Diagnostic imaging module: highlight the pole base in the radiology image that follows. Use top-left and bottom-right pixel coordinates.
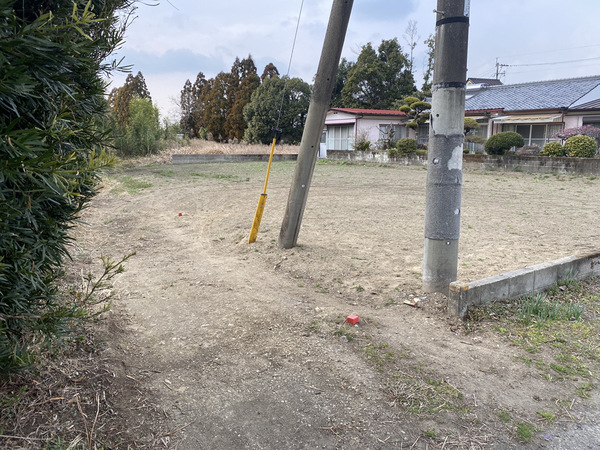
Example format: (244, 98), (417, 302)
(422, 238), (459, 295)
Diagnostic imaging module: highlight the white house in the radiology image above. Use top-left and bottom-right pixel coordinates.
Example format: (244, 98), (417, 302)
(322, 108), (412, 157)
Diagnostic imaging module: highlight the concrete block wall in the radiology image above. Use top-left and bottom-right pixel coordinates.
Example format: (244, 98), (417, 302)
(326, 152), (600, 176)
(449, 251), (600, 317)
(172, 154), (297, 164)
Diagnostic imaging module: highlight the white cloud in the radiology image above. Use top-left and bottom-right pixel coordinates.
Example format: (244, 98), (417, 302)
(109, 0), (600, 118)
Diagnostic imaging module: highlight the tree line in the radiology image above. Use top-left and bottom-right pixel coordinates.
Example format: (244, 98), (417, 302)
(106, 33), (436, 149)
(177, 37), (435, 145)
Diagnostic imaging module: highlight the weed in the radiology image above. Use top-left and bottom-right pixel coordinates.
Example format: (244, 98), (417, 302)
(190, 172), (245, 182)
(111, 176), (153, 195)
(388, 371), (467, 415)
(516, 422), (535, 442)
(333, 326), (355, 342)
(153, 168), (176, 177)
(355, 285), (365, 292)
(424, 429), (437, 439)
(496, 410), (511, 423)
(577, 382), (595, 398)
(518, 293), (584, 325)
(465, 277), (600, 402)
(361, 343), (393, 367)
(309, 320), (321, 333)
(315, 283), (328, 294)
(536, 411), (556, 423)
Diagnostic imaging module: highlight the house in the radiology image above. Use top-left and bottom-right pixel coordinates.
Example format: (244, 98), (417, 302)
(467, 77), (503, 86)
(464, 75), (600, 152)
(322, 108), (412, 157)
(324, 76), (600, 156)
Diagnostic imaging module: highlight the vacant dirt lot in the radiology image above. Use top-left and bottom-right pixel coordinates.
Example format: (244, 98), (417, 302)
(71, 157), (600, 448)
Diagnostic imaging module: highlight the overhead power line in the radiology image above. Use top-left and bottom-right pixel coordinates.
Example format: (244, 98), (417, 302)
(503, 55), (600, 68)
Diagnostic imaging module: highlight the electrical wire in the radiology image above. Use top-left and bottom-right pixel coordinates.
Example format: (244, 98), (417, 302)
(275, 0), (304, 131)
(503, 55), (600, 68)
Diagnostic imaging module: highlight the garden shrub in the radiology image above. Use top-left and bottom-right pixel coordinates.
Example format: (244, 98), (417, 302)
(396, 138), (418, 155)
(484, 132), (525, 155)
(539, 141), (565, 157)
(564, 135), (597, 158)
(353, 132), (371, 151)
(0, 1), (130, 373)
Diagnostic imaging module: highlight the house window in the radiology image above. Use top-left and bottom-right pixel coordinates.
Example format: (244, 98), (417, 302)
(327, 124), (354, 150)
(378, 124), (407, 145)
(502, 123), (562, 147)
(416, 124), (429, 146)
(582, 117), (600, 130)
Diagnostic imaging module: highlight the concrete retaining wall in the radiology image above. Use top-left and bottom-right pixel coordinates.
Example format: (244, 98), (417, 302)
(449, 250), (600, 317)
(464, 154), (600, 175)
(326, 151), (600, 175)
(172, 154), (298, 164)
(327, 150), (428, 166)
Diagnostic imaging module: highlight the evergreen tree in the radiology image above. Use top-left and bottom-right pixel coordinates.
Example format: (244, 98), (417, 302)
(179, 79), (195, 137)
(330, 57), (353, 107)
(202, 72), (231, 141)
(225, 56), (260, 140)
(261, 63), (280, 81)
(192, 72), (208, 137)
(243, 76), (310, 144)
(108, 71), (151, 126)
(341, 38), (415, 110)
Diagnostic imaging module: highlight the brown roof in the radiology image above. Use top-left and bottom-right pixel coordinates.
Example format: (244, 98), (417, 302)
(329, 108), (406, 117)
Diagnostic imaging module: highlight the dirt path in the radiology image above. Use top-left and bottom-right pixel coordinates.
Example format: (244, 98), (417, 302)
(74, 160), (600, 448)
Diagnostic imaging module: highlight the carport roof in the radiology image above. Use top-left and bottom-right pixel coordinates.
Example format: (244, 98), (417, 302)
(465, 75), (600, 112)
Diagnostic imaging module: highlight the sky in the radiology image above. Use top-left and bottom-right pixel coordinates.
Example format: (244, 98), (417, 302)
(106, 0), (600, 120)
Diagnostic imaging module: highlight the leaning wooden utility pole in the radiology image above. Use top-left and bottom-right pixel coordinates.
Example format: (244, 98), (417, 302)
(422, 0), (470, 294)
(278, 0), (353, 249)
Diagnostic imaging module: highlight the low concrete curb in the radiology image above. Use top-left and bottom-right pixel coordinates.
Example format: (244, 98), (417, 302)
(172, 154), (298, 164)
(449, 250), (600, 317)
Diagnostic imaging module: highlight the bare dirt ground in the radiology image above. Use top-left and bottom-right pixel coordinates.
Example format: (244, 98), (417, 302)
(61, 151), (600, 448)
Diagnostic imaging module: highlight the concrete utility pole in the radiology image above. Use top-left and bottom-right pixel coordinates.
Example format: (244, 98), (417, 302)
(422, 0), (470, 294)
(278, 0), (353, 249)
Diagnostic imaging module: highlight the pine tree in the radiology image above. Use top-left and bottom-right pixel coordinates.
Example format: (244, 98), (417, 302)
(225, 56), (260, 140)
(261, 63), (280, 81)
(179, 79), (195, 137)
(192, 72), (208, 137)
(202, 72), (231, 141)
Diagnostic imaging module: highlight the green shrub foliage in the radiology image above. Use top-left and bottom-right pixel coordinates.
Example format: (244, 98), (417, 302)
(0, 0), (130, 373)
(113, 97), (164, 157)
(539, 141), (565, 157)
(484, 131), (525, 155)
(396, 138), (418, 155)
(564, 135), (597, 158)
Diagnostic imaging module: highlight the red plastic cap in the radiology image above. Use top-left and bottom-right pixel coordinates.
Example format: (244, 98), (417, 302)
(346, 314), (359, 325)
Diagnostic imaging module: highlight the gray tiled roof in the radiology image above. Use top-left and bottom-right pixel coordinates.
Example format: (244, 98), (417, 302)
(571, 98), (600, 110)
(465, 76), (600, 112)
